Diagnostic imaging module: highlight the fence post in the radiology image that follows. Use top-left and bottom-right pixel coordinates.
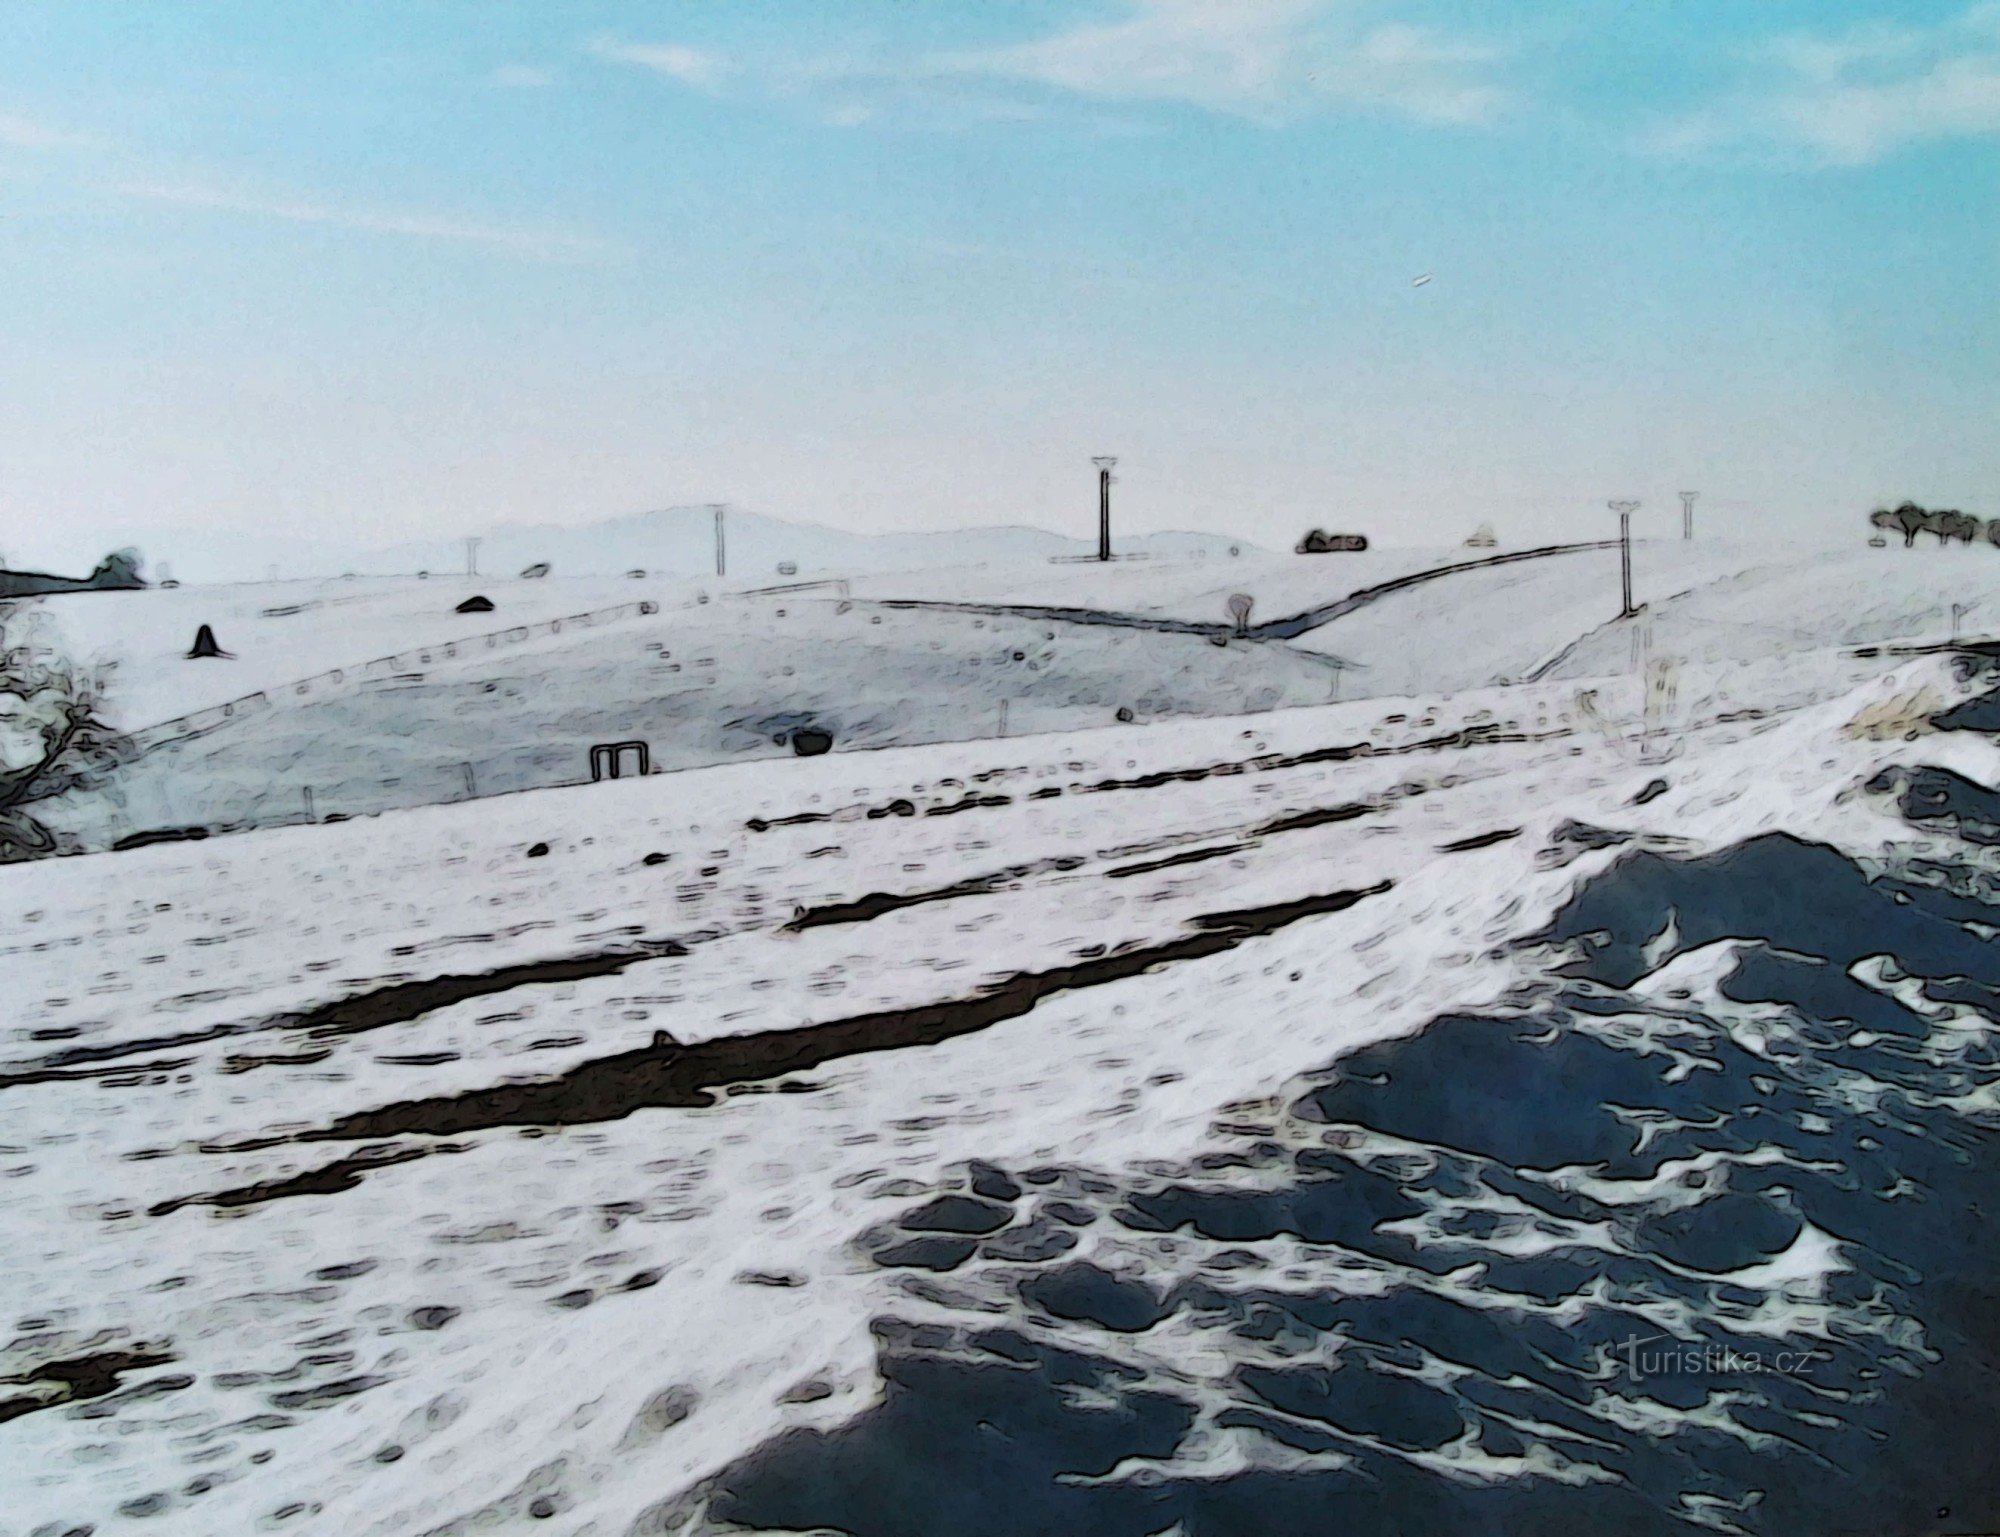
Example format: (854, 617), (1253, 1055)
(303, 786), (315, 823)
(461, 762), (476, 799)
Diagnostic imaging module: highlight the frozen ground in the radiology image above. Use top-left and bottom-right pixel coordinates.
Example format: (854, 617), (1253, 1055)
(5, 542), (2000, 1535)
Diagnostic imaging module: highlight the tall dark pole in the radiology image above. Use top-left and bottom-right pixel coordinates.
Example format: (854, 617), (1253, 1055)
(1622, 512), (1632, 614)
(1609, 499), (1639, 618)
(1093, 456), (1117, 562)
(711, 503), (726, 577)
(1680, 490), (1697, 542)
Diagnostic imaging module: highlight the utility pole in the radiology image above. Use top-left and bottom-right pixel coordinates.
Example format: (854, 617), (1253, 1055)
(1093, 457), (1118, 561)
(1679, 491), (1697, 542)
(1609, 500), (1639, 617)
(465, 536), (481, 577)
(710, 503), (727, 577)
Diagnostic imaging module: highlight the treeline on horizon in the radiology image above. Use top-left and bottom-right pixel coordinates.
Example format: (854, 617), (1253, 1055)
(1870, 502), (1995, 548)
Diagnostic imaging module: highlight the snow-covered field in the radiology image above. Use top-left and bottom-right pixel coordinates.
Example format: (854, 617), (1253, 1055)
(27, 538), (1961, 853)
(5, 541), (2000, 1535)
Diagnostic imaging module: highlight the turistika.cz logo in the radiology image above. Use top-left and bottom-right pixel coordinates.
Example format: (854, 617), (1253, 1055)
(1614, 1335), (1822, 1382)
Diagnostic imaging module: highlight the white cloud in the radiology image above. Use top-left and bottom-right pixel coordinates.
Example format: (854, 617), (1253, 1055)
(584, 5), (1502, 130)
(0, 110), (97, 151)
(490, 64), (555, 90)
(941, 0), (1506, 126)
(1654, 2), (2000, 166)
(115, 181), (623, 264)
(588, 38), (730, 93)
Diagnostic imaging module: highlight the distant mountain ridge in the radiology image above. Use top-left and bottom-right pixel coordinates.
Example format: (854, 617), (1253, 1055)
(95, 507), (1259, 583)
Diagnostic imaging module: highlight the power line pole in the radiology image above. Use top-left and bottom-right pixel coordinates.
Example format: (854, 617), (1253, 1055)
(1679, 490), (1697, 542)
(465, 536), (481, 577)
(1093, 457), (1117, 561)
(710, 503), (727, 577)
(1609, 500), (1639, 617)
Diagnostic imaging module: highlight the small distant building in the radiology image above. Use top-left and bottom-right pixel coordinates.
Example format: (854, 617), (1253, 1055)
(1296, 530), (1368, 554)
(1465, 523), (1497, 549)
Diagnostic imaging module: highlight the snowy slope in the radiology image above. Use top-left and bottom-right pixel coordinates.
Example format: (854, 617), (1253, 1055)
(36, 575), (661, 729)
(4, 627), (2000, 1534)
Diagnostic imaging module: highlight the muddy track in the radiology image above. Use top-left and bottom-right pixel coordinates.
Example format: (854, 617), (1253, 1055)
(785, 857), (1085, 932)
(1105, 842), (1253, 879)
(1083, 723), (1555, 794)
(0, 1349), (177, 1426)
(1439, 827), (1522, 852)
(149, 1143), (446, 1217)
(157, 882), (1391, 1209)
(743, 722), (1563, 836)
(21, 942), (690, 1080)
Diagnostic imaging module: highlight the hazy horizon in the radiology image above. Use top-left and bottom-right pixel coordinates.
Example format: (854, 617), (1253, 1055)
(3, 1), (1994, 570)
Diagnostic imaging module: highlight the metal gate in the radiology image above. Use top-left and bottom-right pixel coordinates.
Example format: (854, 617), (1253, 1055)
(589, 740), (651, 781)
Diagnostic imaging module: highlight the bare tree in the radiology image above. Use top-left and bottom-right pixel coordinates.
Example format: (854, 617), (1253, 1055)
(0, 604), (124, 861)
(1941, 509), (1979, 547)
(1892, 503), (1929, 547)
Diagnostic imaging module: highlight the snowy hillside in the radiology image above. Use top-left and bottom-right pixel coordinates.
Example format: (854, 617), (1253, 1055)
(5, 541), (2000, 1536)
(25, 538), (1991, 855)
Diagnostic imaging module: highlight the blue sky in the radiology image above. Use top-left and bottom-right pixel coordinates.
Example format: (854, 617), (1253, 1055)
(1, 0), (1995, 565)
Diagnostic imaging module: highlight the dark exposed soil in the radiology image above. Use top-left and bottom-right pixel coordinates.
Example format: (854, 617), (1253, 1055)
(156, 882), (1390, 1210)
(1105, 843), (1253, 879)
(1253, 801), (1377, 836)
(27, 940), (692, 1079)
(0, 1348), (175, 1425)
(301, 882), (1388, 1143)
(1439, 828), (1522, 853)
(149, 1142), (446, 1217)
(784, 858), (1085, 932)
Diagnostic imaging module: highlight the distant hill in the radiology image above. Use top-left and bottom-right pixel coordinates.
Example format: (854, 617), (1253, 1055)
(95, 508), (1260, 584)
(0, 550), (146, 598)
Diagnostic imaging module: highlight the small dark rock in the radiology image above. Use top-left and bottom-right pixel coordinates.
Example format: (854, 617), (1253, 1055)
(967, 1162), (1021, 1202)
(779, 1378), (834, 1404)
(1044, 1200), (1098, 1227)
(642, 852), (668, 866)
(980, 1224), (1078, 1263)
(873, 1237), (976, 1271)
(1632, 778), (1669, 805)
(901, 1194), (1013, 1235)
(408, 1306), (459, 1331)
(791, 728), (834, 757)
(526, 842), (550, 858)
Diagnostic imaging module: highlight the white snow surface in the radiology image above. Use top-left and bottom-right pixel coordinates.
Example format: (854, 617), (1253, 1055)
(3, 537), (1997, 1533)
(0, 603), (1984, 1534)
